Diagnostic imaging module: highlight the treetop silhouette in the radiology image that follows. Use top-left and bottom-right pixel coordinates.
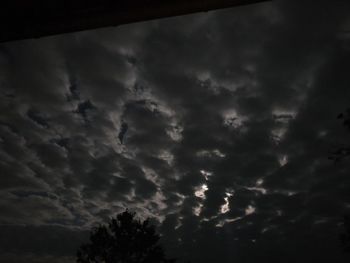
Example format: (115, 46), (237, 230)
(329, 108), (350, 162)
(341, 215), (350, 253)
(77, 210), (176, 263)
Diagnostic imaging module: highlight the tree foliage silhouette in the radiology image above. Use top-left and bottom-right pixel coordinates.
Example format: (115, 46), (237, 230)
(341, 215), (350, 253)
(329, 108), (350, 162)
(77, 210), (176, 263)
(330, 110), (350, 254)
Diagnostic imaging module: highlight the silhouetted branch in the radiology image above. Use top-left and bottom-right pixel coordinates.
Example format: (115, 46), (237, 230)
(77, 210), (176, 263)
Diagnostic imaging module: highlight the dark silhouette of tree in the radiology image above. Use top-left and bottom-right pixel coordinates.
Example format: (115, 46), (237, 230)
(329, 108), (350, 162)
(341, 215), (350, 253)
(337, 109), (350, 131)
(330, 110), (350, 254)
(77, 210), (176, 263)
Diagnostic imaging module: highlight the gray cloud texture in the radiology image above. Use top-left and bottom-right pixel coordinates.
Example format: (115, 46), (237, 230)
(1, 1), (350, 262)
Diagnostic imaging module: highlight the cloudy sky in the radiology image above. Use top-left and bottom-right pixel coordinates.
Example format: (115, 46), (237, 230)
(1, 1), (350, 262)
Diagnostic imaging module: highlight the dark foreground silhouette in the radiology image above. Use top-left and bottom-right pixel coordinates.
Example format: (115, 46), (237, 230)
(330, 110), (350, 253)
(341, 215), (350, 253)
(1, 0), (268, 42)
(77, 210), (176, 263)
(329, 108), (350, 162)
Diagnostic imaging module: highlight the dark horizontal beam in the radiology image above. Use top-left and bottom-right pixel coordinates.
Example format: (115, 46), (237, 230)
(1, 0), (269, 43)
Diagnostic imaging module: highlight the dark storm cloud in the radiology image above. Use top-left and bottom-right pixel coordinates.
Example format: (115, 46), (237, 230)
(1, 0), (350, 262)
(134, 1), (350, 262)
(27, 108), (50, 129)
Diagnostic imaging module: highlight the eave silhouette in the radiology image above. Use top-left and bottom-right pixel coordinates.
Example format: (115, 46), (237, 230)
(1, 0), (269, 43)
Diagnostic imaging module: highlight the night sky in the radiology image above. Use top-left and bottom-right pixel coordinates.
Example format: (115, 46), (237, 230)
(1, 1), (350, 262)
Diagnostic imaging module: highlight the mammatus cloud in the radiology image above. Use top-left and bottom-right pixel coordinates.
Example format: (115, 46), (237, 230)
(1, 1), (350, 262)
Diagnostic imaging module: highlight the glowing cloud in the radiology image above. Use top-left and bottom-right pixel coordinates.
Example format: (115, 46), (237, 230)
(220, 192), (234, 214)
(222, 109), (247, 128)
(194, 184), (209, 199)
(245, 205), (256, 215)
(200, 170), (213, 180)
(193, 203), (203, 216)
(278, 155), (288, 166)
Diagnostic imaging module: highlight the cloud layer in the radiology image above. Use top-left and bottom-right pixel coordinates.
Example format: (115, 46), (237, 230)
(1, 1), (350, 262)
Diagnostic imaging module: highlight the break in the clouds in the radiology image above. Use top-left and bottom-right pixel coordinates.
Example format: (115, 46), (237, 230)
(1, 0), (350, 262)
